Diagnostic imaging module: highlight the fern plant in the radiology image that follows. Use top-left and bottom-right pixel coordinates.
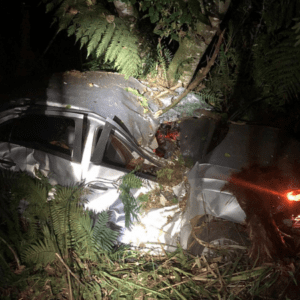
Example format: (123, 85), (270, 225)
(23, 186), (119, 267)
(0, 170), (52, 268)
(204, 44), (239, 110)
(253, 30), (300, 102)
(0, 169), (118, 268)
(43, 0), (143, 78)
(140, 42), (172, 78)
(119, 171), (143, 229)
(201, 0), (300, 118)
(0, 170), (121, 298)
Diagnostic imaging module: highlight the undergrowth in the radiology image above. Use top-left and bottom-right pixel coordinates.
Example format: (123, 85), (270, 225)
(0, 169), (298, 299)
(199, 0), (300, 121)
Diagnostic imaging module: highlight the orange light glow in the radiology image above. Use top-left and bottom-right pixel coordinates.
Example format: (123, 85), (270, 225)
(287, 191), (300, 202)
(229, 177), (283, 197)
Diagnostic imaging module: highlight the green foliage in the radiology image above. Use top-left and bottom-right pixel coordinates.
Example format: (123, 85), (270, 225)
(137, 0), (210, 40)
(23, 184), (118, 267)
(83, 52), (116, 71)
(119, 171), (143, 228)
(0, 173), (295, 300)
(124, 87), (149, 113)
(140, 41), (173, 81)
(136, 192), (150, 210)
(0, 170), (118, 269)
(253, 30), (300, 102)
(157, 168), (174, 180)
(262, 0), (299, 33)
(43, 0), (143, 78)
(0, 170), (53, 266)
(157, 42), (173, 81)
(203, 0), (300, 119)
(202, 42), (240, 111)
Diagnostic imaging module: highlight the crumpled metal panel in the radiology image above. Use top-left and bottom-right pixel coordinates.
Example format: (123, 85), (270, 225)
(121, 204), (182, 253)
(43, 71), (160, 147)
(84, 177), (184, 253)
(201, 123), (300, 168)
(0, 141), (183, 252)
(180, 163), (246, 250)
(180, 124), (300, 250)
(0, 143), (28, 172)
(0, 143), (82, 186)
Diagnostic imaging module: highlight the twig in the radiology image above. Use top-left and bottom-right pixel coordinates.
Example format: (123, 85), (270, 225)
(55, 253), (83, 286)
(158, 277), (191, 292)
(170, 81), (183, 91)
(202, 255), (218, 279)
(0, 236), (21, 269)
(155, 85), (178, 95)
(156, 90), (173, 99)
(154, 29), (225, 118)
(191, 230), (247, 251)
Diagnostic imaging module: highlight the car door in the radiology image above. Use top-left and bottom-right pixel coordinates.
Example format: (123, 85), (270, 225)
(0, 108), (85, 186)
(82, 116), (160, 219)
(0, 111), (28, 172)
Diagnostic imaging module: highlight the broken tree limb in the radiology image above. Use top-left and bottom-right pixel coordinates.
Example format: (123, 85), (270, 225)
(154, 30), (225, 119)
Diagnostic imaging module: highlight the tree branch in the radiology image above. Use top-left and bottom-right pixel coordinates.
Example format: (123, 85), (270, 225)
(154, 29), (225, 118)
(55, 253), (83, 286)
(0, 236), (20, 269)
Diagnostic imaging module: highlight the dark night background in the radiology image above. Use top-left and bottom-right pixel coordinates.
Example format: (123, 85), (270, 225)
(0, 0), (83, 101)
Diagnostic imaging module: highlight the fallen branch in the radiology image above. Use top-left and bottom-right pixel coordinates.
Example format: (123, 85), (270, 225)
(191, 230), (247, 251)
(0, 236), (21, 270)
(154, 29), (225, 118)
(55, 253), (83, 286)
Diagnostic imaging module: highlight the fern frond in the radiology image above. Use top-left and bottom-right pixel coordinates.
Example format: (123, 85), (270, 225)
(95, 23), (116, 58)
(87, 20), (108, 56)
(92, 211), (119, 251)
(82, 281), (102, 299)
(121, 173), (142, 189)
(44, 0), (146, 78)
(262, 31), (300, 99)
(104, 24), (129, 63)
(293, 19), (300, 46)
(23, 226), (57, 267)
(118, 172), (143, 228)
(263, 0), (300, 33)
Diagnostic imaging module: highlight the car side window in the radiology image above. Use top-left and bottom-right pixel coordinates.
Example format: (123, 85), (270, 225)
(10, 115), (75, 157)
(92, 127), (158, 175)
(92, 128), (132, 168)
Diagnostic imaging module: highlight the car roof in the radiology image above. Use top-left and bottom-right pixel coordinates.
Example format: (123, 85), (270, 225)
(2, 72), (160, 147)
(40, 71), (160, 147)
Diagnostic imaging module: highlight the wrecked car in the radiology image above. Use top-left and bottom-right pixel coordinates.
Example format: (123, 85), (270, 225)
(3, 71), (300, 259)
(0, 72), (170, 238)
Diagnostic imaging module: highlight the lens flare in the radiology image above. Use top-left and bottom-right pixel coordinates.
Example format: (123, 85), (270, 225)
(229, 176), (283, 197)
(286, 190), (300, 202)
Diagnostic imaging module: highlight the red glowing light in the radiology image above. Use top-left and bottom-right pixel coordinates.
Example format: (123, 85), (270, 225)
(292, 214), (300, 228)
(229, 176), (283, 197)
(286, 191), (300, 202)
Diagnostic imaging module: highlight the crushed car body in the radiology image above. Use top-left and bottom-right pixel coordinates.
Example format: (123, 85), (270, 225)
(0, 72), (185, 252)
(180, 123), (300, 250)
(2, 71), (300, 254)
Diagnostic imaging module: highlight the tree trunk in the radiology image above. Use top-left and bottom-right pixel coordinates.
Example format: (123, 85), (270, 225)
(16, 4), (35, 77)
(167, 0), (231, 87)
(113, 1), (139, 21)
